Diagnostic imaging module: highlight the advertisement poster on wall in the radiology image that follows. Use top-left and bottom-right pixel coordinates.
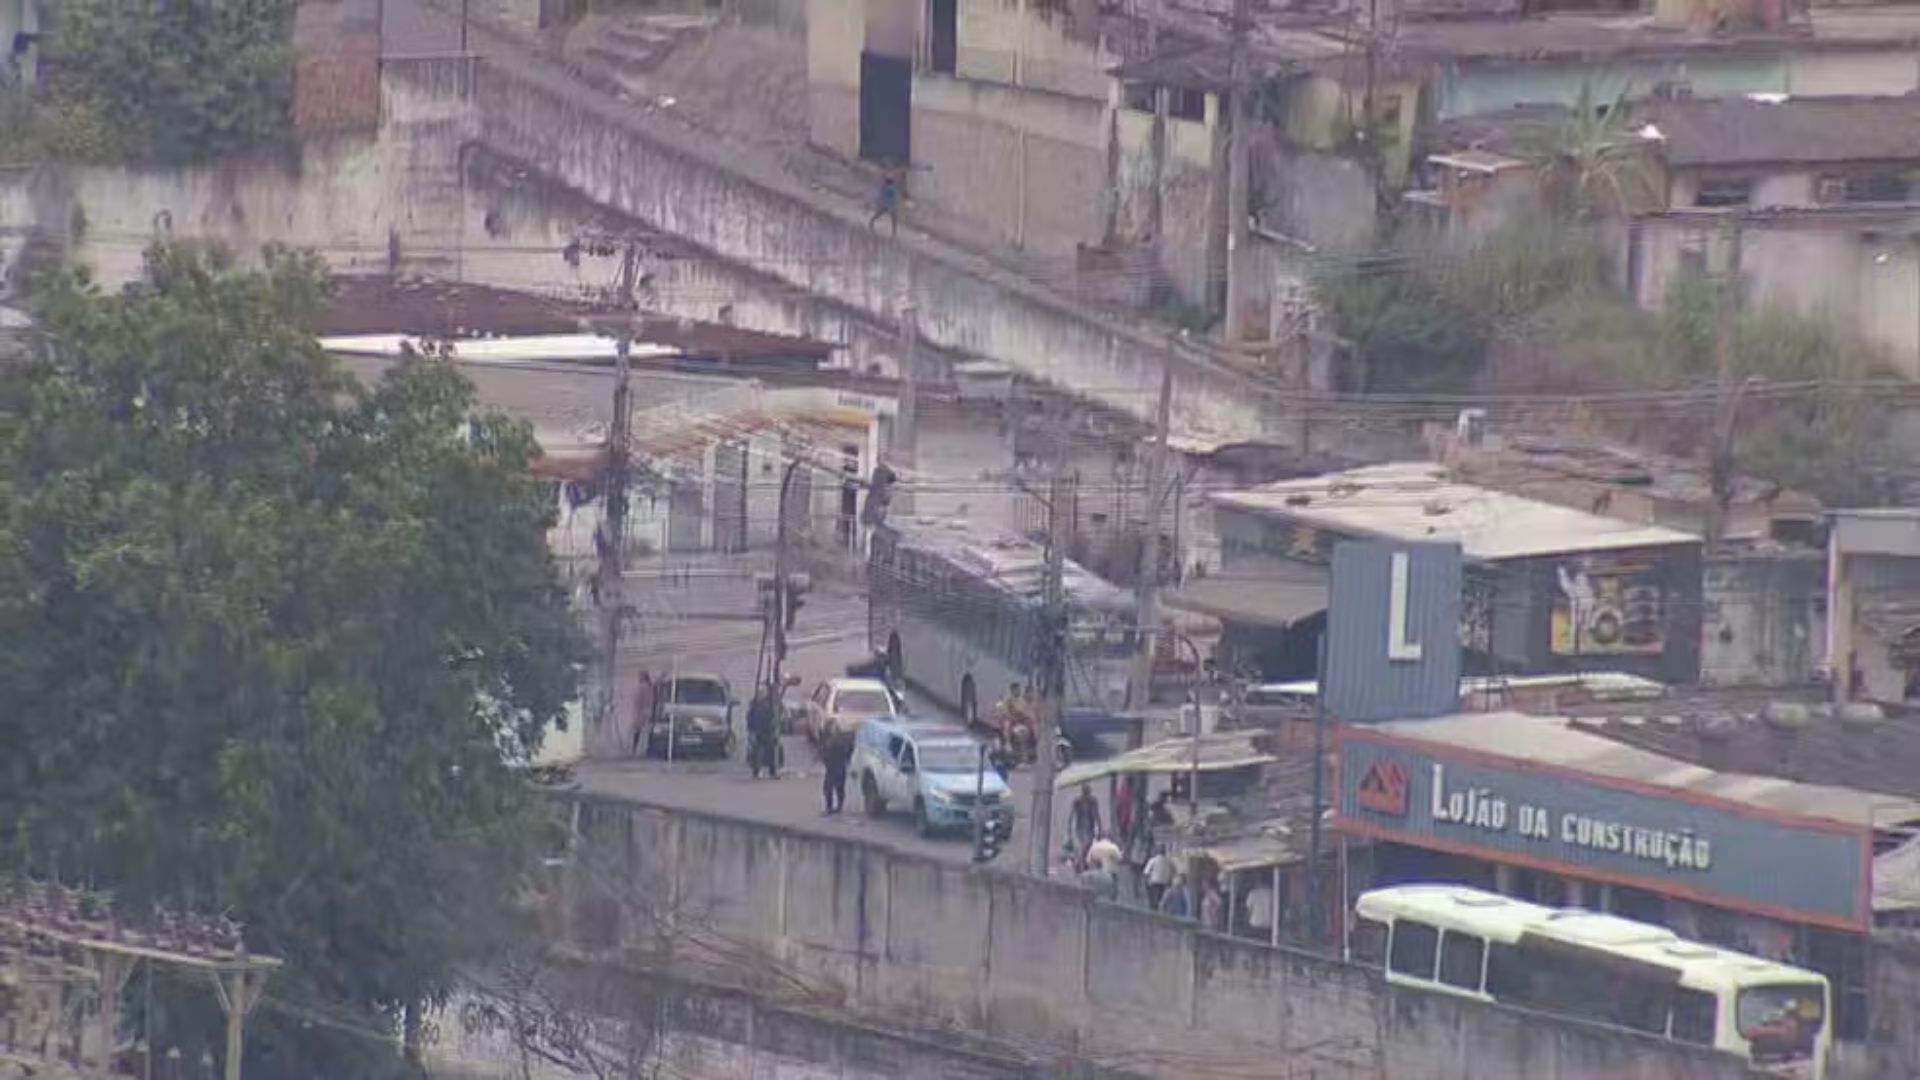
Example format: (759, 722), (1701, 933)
(1551, 552), (1665, 656)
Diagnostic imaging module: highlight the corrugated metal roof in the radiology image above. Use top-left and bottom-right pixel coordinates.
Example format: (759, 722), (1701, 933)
(1643, 95), (1920, 169)
(1195, 834), (1301, 873)
(1211, 462), (1699, 562)
(1054, 731), (1276, 789)
(1374, 712), (1920, 830)
(1161, 564), (1327, 627)
(319, 333), (682, 364)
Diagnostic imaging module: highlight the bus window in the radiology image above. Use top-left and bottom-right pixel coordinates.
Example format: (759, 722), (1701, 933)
(1388, 920), (1439, 981)
(1670, 988), (1717, 1046)
(1486, 942), (1530, 1000)
(1439, 931), (1487, 992)
(1737, 983), (1826, 1062)
(1350, 917), (1388, 967)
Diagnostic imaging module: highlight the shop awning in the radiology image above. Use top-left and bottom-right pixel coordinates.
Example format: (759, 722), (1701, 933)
(1193, 834), (1302, 873)
(1054, 731), (1276, 790)
(1160, 567), (1327, 629)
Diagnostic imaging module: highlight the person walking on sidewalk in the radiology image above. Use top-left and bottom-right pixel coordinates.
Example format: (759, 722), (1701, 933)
(1068, 783), (1102, 867)
(868, 170), (901, 235)
(629, 671), (657, 757)
(819, 717), (855, 814)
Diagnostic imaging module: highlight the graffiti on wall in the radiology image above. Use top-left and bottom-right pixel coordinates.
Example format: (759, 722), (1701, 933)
(1551, 552), (1665, 656)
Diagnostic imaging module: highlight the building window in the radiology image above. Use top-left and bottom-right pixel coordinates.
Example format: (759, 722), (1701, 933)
(1694, 177), (1753, 208)
(1845, 173), (1911, 204)
(927, 0), (956, 75)
(1124, 81), (1156, 114)
(1376, 93), (1402, 130)
(1170, 87), (1207, 123)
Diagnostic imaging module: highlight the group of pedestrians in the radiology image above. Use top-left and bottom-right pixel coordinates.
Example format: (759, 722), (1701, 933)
(1056, 779), (1225, 928)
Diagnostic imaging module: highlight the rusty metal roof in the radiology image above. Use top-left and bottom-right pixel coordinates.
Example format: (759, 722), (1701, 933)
(1644, 95), (1920, 169)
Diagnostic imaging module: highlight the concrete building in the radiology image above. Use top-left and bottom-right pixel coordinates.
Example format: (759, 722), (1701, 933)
(1428, 427), (1829, 687)
(806, 0), (1140, 261)
(1828, 508), (1920, 705)
(1622, 95), (1920, 378)
(1419, 92), (1920, 376)
(1185, 462), (1705, 684)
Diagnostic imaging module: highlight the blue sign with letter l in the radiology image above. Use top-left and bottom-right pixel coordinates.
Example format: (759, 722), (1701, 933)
(1325, 541), (1463, 723)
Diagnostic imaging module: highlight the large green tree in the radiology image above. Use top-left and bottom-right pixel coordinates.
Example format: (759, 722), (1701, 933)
(0, 244), (586, 1074)
(38, 0), (295, 164)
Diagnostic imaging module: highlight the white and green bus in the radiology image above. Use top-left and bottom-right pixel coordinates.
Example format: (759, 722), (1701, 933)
(1353, 884), (1831, 1078)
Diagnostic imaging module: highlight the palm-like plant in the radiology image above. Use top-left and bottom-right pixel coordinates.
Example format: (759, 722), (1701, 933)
(1529, 82), (1663, 221)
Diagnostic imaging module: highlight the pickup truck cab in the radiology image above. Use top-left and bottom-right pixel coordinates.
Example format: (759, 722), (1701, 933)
(853, 719), (1014, 839)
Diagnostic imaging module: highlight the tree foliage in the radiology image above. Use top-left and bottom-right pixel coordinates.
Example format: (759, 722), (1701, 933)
(0, 244), (587, 1074)
(38, 0), (295, 164)
(1525, 83), (1663, 222)
(1316, 219), (1608, 393)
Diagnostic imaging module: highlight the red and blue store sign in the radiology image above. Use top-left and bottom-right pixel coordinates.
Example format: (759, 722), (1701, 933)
(1335, 726), (1873, 931)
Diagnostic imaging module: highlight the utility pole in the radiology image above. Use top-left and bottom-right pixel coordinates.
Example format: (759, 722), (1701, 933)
(1222, 0), (1253, 341)
(1306, 631), (1328, 948)
(1130, 357), (1174, 722)
(893, 305), (919, 517)
(770, 458), (803, 700)
(1706, 214), (1744, 550)
(1028, 409), (1070, 877)
(592, 239), (639, 753)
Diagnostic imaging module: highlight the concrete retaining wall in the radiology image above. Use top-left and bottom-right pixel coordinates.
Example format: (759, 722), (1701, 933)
(558, 792), (1762, 1080)
(456, 43), (1295, 447)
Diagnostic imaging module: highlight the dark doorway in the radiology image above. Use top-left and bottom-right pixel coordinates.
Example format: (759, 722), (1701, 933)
(838, 443), (861, 551)
(928, 0), (957, 74)
(859, 51), (911, 165)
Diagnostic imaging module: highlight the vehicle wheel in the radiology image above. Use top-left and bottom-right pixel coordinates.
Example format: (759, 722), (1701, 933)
(914, 798), (934, 838)
(887, 634), (904, 685)
(862, 773), (886, 816)
(960, 677), (978, 728)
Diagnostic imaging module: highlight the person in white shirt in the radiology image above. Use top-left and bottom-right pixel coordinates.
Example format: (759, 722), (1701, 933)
(1142, 845), (1175, 910)
(1245, 880), (1275, 940)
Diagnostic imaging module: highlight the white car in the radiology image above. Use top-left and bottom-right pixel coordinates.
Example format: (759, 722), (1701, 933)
(802, 676), (904, 744)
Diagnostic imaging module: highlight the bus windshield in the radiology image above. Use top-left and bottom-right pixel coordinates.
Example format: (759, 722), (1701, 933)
(1736, 983), (1826, 1060)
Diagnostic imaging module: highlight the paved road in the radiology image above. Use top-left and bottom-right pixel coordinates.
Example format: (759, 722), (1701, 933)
(572, 571), (1100, 869)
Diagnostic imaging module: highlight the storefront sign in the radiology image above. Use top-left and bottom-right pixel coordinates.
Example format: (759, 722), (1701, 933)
(1335, 727), (1872, 929)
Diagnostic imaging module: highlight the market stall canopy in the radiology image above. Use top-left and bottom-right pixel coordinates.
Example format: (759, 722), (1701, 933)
(1192, 833), (1303, 873)
(1054, 731), (1277, 790)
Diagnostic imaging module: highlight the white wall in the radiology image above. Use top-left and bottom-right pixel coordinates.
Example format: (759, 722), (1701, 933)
(1787, 52), (1920, 96)
(1634, 215), (1920, 380)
